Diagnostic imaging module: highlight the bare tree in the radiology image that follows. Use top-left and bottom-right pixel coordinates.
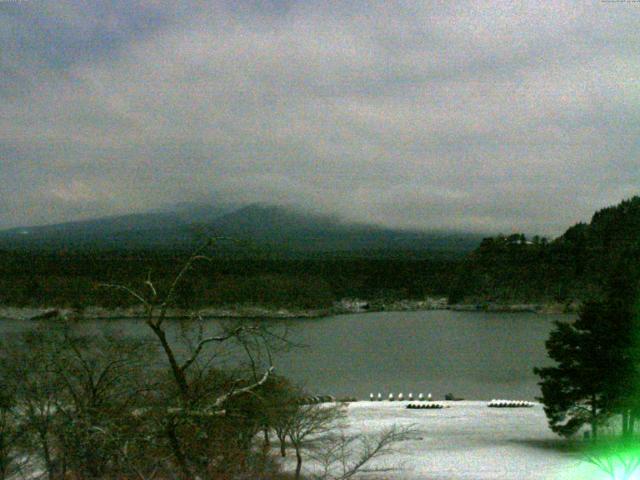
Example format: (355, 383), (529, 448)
(101, 242), (274, 409)
(283, 403), (346, 480)
(52, 327), (156, 479)
(3, 327), (62, 480)
(101, 242), (280, 479)
(0, 386), (28, 480)
(273, 395), (418, 480)
(2, 321), (158, 480)
(310, 425), (418, 480)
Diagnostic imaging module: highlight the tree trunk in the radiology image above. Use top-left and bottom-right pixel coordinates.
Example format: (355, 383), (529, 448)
(165, 419), (193, 480)
(622, 410), (630, 438)
(295, 447), (302, 480)
(39, 430), (55, 480)
(150, 324), (190, 404)
(277, 430), (286, 457)
(60, 451), (67, 479)
(0, 436), (7, 480)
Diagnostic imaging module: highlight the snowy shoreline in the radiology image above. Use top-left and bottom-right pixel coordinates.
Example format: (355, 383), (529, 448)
(287, 401), (588, 480)
(0, 300), (574, 321)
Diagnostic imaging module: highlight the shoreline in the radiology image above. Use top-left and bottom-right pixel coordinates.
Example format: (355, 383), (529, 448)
(287, 400), (581, 480)
(0, 299), (577, 321)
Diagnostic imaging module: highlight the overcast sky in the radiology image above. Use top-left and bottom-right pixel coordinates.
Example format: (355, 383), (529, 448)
(1, 1), (639, 235)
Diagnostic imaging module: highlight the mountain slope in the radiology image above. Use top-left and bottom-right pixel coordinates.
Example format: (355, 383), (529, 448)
(0, 203), (485, 255)
(208, 204), (483, 253)
(0, 202), (235, 250)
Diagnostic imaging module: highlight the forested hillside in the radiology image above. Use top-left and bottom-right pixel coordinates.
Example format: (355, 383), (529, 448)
(449, 196), (640, 304)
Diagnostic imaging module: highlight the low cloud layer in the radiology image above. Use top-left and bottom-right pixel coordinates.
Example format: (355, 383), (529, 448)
(1, 1), (639, 235)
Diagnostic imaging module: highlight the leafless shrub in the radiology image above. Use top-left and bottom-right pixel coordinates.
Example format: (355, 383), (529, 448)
(309, 425), (418, 480)
(0, 387), (29, 480)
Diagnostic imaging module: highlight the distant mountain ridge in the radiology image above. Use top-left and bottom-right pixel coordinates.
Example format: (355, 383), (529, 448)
(0, 203), (486, 255)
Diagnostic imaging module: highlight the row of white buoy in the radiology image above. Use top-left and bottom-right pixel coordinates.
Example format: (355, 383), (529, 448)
(369, 393), (433, 401)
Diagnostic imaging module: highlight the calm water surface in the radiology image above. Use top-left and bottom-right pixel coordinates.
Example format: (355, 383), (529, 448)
(0, 310), (567, 400)
(275, 310), (563, 400)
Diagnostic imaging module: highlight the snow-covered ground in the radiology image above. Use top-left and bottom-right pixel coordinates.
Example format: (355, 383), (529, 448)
(294, 401), (594, 480)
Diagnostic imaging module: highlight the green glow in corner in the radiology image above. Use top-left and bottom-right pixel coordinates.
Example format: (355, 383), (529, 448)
(554, 443), (640, 480)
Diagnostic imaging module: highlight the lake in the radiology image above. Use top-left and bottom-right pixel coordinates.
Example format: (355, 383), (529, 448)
(274, 310), (564, 401)
(0, 310), (566, 401)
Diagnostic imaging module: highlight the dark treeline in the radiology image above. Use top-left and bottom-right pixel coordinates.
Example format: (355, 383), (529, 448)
(449, 196), (640, 305)
(0, 250), (459, 309)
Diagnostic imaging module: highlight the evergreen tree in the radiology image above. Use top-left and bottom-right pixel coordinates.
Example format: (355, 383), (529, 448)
(534, 307), (611, 439)
(535, 261), (640, 439)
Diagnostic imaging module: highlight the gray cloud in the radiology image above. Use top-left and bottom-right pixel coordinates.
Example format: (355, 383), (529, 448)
(1, 0), (639, 235)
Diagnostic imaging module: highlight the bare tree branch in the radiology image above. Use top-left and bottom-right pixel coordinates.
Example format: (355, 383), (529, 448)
(158, 253), (210, 324)
(212, 366), (274, 410)
(99, 283), (149, 307)
(307, 424), (418, 480)
(145, 270), (157, 300)
(179, 326), (247, 373)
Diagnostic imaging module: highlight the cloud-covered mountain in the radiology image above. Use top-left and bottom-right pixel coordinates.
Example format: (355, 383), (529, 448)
(0, 203), (485, 255)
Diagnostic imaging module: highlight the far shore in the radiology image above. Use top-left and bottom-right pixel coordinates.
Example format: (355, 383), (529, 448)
(0, 299), (577, 321)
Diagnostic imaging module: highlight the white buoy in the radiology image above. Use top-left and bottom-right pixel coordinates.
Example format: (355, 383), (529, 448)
(388, 393), (395, 401)
(369, 393), (375, 401)
(408, 392), (414, 401)
(427, 393), (432, 402)
(418, 393), (424, 401)
(398, 393), (404, 401)
(377, 393), (382, 401)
